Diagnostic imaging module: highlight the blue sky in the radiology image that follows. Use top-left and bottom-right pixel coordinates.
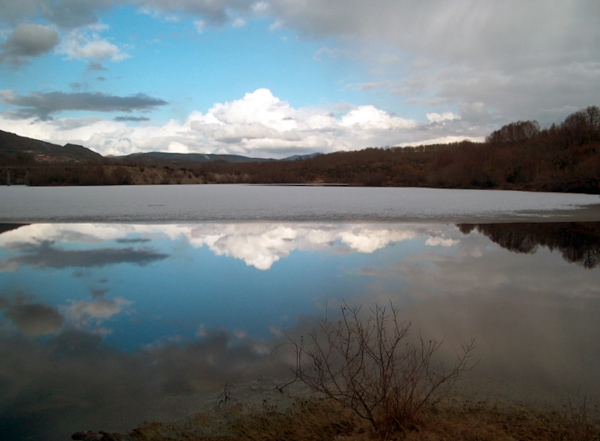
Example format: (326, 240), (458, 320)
(1, 1), (599, 158)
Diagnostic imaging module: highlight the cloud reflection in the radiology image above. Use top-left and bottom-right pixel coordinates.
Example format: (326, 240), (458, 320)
(0, 298), (63, 336)
(0, 324), (289, 441)
(0, 239), (169, 271)
(0, 223), (454, 270)
(62, 297), (132, 335)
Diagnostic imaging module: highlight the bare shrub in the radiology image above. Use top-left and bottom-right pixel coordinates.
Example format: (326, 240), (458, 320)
(564, 395), (600, 441)
(288, 302), (475, 436)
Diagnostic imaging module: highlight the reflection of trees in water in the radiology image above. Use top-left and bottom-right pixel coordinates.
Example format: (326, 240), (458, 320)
(0, 224), (27, 235)
(457, 222), (600, 268)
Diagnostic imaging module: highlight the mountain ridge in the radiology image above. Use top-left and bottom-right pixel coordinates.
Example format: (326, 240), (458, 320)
(0, 129), (319, 165)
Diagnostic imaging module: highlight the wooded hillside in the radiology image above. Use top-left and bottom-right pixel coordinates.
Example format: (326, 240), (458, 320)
(1, 106), (599, 193)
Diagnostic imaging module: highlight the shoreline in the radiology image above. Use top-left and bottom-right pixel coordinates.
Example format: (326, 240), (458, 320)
(72, 377), (600, 441)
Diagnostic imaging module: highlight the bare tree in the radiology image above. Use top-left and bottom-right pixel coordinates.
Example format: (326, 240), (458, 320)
(288, 303), (475, 436)
(486, 120), (540, 144)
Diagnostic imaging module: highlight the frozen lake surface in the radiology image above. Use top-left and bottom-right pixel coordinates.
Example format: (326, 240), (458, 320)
(2, 185), (600, 223)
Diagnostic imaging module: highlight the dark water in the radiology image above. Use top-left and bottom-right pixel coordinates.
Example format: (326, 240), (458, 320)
(1, 187), (600, 440)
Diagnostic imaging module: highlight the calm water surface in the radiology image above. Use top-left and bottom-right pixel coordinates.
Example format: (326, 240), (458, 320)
(1, 186), (600, 440)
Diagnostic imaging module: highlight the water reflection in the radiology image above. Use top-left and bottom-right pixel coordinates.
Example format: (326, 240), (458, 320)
(0, 222), (599, 441)
(458, 222), (600, 268)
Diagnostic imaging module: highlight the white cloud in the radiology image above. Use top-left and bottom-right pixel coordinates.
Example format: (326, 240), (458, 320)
(340, 105), (415, 130)
(58, 24), (129, 61)
(0, 87), (487, 157)
(426, 112), (460, 123)
(65, 38), (127, 61)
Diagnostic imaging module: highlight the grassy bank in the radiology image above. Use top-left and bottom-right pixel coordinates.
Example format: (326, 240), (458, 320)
(109, 393), (599, 441)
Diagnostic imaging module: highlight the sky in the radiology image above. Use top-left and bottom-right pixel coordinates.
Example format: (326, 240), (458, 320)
(0, 1), (599, 159)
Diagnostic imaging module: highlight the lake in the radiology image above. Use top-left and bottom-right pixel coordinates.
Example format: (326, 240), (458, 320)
(1, 185), (600, 441)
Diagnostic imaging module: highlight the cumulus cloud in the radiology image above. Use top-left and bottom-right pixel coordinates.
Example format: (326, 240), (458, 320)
(0, 23), (59, 64)
(61, 37), (127, 61)
(0, 90), (167, 120)
(340, 105), (415, 130)
(57, 23), (129, 61)
(426, 112), (460, 124)
(1, 88), (454, 157)
(174, 88), (426, 157)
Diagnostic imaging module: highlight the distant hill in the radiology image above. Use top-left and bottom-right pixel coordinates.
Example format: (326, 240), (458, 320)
(0, 130), (317, 167)
(281, 153), (323, 161)
(0, 130), (103, 163)
(114, 151), (274, 167)
(113, 151), (322, 166)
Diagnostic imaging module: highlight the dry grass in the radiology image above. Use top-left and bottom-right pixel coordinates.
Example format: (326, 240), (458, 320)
(122, 395), (599, 441)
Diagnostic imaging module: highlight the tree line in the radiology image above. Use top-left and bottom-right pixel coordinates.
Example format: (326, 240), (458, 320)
(2, 106), (599, 193)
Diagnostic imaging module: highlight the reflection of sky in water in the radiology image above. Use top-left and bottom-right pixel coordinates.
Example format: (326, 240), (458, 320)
(0, 223), (447, 350)
(1, 222), (599, 441)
